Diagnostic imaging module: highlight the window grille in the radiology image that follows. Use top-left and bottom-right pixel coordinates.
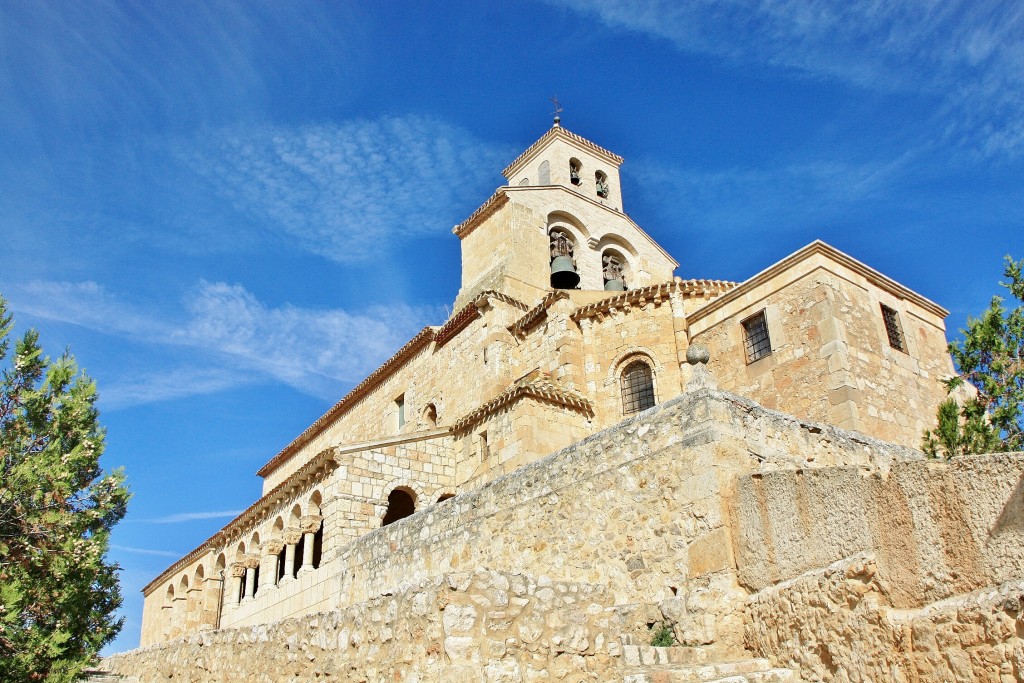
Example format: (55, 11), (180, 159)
(620, 360), (656, 415)
(881, 304), (907, 352)
(742, 311), (772, 363)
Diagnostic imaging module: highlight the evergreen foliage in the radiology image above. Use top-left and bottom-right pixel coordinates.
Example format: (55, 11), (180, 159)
(0, 296), (130, 682)
(923, 256), (1024, 457)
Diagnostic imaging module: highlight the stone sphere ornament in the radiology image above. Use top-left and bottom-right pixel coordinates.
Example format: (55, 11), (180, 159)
(686, 344), (710, 366)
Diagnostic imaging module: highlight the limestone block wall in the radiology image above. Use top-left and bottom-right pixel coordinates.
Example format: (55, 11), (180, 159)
(108, 570), (626, 683)
(745, 553), (1024, 682)
(734, 453), (1024, 607)
(690, 251), (953, 449)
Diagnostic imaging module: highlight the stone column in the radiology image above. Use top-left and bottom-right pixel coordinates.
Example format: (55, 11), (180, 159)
(282, 529), (302, 582)
(229, 564), (246, 606)
(240, 554), (259, 602)
(298, 515), (323, 576)
(258, 541), (283, 595)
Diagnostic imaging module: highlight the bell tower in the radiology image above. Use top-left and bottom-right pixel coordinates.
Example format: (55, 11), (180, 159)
(452, 121), (677, 311)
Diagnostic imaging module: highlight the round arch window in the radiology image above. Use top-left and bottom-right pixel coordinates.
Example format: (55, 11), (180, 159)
(620, 360), (655, 414)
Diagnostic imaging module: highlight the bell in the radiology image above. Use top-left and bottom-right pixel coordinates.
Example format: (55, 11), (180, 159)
(604, 278), (625, 292)
(550, 255), (580, 289)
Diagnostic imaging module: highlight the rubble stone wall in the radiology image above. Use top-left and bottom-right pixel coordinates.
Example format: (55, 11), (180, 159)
(105, 570), (625, 683)
(745, 554), (1024, 683)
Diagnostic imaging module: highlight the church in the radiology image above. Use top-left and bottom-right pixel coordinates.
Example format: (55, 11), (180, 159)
(136, 120), (966, 666)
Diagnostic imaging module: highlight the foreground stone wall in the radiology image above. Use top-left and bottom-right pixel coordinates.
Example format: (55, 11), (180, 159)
(107, 570), (625, 683)
(746, 554), (1024, 682)
(734, 453), (1024, 607)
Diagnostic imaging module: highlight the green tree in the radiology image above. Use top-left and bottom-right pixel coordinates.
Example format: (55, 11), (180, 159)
(923, 256), (1024, 457)
(0, 296), (130, 682)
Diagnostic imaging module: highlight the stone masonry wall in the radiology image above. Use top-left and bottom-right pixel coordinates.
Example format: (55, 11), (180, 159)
(745, 553), (1024, 682)
(734, 453), (1024, 607)
(106, 570), (626, 683)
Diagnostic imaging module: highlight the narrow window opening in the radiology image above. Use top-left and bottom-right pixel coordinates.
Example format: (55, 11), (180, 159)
(881, 304), (907, 352)
(382, 488), (416, 526)
(396, 394), (405, 428)
(539, 160), (550, 185)
(595, 171), (609, 198)
(276, 545), (286, 582)
(742, 311), (772, 363)
(620, 360), (656, 415)
(479, 431), (489, 461)
(569, 158), (581, 185)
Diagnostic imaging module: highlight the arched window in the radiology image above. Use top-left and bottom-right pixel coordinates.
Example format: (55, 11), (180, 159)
(569, 158), (581, 185)
(539, 160), (550, 185)
(595, 171), (609, 198)
(382, 488), (416, 526)
(620, 360), (655, 415)
(423, 403), (437, 427)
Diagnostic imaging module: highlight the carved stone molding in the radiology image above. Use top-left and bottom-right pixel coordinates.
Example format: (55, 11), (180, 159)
(299, 515), (324, 534)
(229, 564), (246, 578)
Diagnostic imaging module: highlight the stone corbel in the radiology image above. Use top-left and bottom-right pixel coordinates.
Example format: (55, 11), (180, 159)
(299, 515), (324, 534)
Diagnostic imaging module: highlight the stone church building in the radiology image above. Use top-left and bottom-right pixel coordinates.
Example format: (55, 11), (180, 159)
(119, 123), (1021, 682)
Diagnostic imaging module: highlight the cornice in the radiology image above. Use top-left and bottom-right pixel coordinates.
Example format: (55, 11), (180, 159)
(686, 240), (949, 325)
(502, 125), (624, 179)
(571, 279), (736, 322)
(451, 373), (594, 434)
(452, 190), (509, 239)
(507, 291), (570, 339)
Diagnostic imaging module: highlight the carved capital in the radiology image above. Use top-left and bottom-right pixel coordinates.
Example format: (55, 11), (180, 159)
(299, 515), (324, 534)
(284, 529), (303, 545)
(263, 541), (284, 555)
(242, 554), (261, 569)
(229, 563), (247, 578)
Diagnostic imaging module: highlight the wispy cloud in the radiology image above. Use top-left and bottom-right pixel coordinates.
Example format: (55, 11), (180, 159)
(631, 154), (913, 235)
(110, 544), (182, 558)
(7, 279), (442, 406)
(182, 116), (514, 263)
(132, 510), (244, 525)
(556, 0), (1024, 156)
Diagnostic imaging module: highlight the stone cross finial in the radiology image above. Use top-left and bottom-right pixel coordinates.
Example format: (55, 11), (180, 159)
(685, 343), (717, 391)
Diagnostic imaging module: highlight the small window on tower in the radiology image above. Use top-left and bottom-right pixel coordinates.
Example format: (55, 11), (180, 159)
(539, 160), (550, 185)
(396, 394), (406, 428)
(881, 304), (907, 353)
(742, 311), (772, 363)
(595, 171), (609, 198)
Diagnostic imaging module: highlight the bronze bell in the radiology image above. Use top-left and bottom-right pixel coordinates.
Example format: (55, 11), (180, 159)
(604, 278), (625, 291)
(550, 255), (580, 289)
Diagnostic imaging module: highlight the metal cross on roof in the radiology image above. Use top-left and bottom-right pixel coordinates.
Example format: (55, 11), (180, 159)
(550, 96), (563, 125)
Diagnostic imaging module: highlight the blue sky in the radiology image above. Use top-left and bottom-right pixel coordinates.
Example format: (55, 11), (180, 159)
(1, 1), (1021, 653)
